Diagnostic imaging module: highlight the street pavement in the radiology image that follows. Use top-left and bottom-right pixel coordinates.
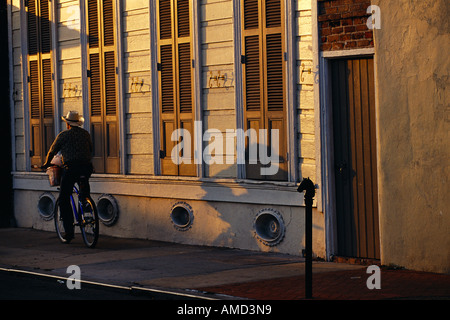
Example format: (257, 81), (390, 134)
(0, 228), (449, 301)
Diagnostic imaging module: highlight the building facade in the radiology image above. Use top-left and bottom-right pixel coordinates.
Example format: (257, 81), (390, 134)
(9, 0), (323, 257)
(6, 0), (449, 273)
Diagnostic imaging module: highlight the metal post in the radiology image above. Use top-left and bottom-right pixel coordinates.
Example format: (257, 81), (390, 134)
(297, 177), (315, 299)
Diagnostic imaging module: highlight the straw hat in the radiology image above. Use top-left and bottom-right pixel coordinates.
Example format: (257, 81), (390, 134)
(61, 111), (84, 127)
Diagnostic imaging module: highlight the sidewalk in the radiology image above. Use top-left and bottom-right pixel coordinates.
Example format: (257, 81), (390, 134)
(0, 228), (449, 300)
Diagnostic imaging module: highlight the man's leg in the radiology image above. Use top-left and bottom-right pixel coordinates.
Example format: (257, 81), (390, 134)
(77, 163), (92, 203)
(78, 176), (91, 202)
(59, 169), (75, 239)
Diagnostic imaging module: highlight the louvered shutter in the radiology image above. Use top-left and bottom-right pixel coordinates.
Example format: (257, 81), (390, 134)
(103, 0), (114, 46)
(158, 0), (177, 175)
(241, 0), (287, 181)
(29, 61), (40, 119)
(158, 0), (195, 176)
(243, 34), (263, 178)
(159, 42), (177, 175)
(265, 31), (286, 181)
(89, 53), (101, 116)
(42, 58), (55, 156)
(104, 49), (119, 173)
(88, 0), (99, 47)
(39, 0), (51, 54)
(27, 0), (54, 169)
(88, 0), (103, 172)
(89, 51), (104, 172)
(29, 59), (41, 168)
(27, 0), (38, 55)
(87, 0), (119, 174)
(177, 38), (195, 176)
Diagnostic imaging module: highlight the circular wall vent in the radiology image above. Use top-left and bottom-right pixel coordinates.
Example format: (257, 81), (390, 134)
(170, 202), (194, 231)
(38, 192), (56, 221)
(253, 208), (286, 246)
(97, 194), (119, 226)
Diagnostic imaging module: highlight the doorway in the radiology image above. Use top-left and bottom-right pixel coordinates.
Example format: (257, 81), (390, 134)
(330, 57), (380, 259)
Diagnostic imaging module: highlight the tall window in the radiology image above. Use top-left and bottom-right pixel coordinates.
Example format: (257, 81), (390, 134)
(27, 0), (54, 170)
(241, 0), (287, 181)
(157, 0), (195, 176)
(86, 0), (119, 173)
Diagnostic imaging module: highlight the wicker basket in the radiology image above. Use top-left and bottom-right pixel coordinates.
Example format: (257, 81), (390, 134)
(46, 165), (62, 187)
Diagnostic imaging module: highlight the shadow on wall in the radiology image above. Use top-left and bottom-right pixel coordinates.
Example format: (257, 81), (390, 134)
(193, 168), (322, 255)
(170, 140), (315, 254)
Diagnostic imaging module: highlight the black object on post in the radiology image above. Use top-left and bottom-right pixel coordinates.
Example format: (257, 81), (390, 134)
(297, 177), (315, 299)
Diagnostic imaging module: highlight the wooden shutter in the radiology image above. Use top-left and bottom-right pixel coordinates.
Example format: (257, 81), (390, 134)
(158, 0), (195, 176)
(243, 34), (263, 178)
(244, 35), (261, 112)
(104, 49), (119, 172)
(265, 32), (286, 181)
(88, 0), (99, 47)
(27, 0), (54, 170)
(241, 0), (287, 180)
(29, 61), (40, 119)
(42, 58), (54, 155)
(89, 51), (103, 172)
(29, 59), (41, 168)
(87, 0), (119, 174)
(39, 0), (51, 54)
(27, 0), (38, 55)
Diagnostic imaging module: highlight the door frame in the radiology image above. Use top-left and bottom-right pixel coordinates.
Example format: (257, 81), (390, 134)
(319, 48), (380, 260)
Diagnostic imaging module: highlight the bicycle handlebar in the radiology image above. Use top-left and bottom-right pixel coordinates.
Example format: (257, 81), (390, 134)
(32, 164), (60, 171)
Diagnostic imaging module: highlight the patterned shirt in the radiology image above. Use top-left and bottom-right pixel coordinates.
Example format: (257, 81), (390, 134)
(45, 126), (93, 166)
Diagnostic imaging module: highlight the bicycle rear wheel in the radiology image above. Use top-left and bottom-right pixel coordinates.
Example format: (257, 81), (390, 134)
(54, 199), (69, 244)
(79, 197), (99, 248)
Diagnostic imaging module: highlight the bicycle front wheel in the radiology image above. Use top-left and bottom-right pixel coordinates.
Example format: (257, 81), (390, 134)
(79, 197), (99, 248)
(54, 199), (69, 244)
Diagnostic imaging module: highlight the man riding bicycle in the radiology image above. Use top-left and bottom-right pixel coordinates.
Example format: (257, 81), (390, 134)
(42, 111), (93, 243)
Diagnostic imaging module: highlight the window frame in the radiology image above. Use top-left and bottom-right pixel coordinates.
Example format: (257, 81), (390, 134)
(25, 0), (56, 171)
(152, 0), (201, 177)
(83, 0), (122, 174)
(237, 0), (297, 182)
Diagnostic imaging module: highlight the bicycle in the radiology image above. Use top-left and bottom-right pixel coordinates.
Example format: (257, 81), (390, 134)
(37, 164), (99, 248)
(53, 181), (99, 248)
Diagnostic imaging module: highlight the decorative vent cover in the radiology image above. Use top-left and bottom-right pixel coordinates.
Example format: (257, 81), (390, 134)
(253, 208), (285, 246)
(38, 192), (56, 221)
(170, 201), (194, 231)
(97, 194), (119, 226)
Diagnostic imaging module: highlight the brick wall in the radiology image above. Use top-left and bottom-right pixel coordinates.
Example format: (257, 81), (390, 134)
(318, 0), (374, 51)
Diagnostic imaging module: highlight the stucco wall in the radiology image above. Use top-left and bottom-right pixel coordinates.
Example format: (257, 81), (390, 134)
(13, 183), (326, 257)
(373, 0), (449, 273)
